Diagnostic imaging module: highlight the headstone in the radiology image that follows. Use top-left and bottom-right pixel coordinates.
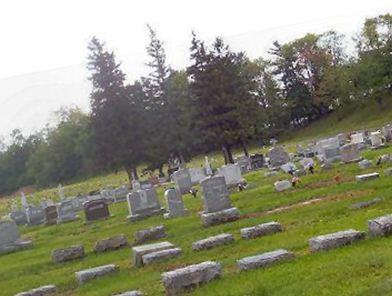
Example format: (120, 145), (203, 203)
(57, 199), (78, 223)
(274, 180), (292, 192)
(240, 222), (283, 240)
(349, 197), (382, 210)
(72, 195), (88, 211)
(234, 155), (252, 174)
(200, 176), (240, 226)
(299, 158), (314, 169)
(237, 249), (294, 271)
(192, 233), (234, 251)
(132, 241), (175, 267)
(83, 199), (110, 222)
(161, 261), (222, 296)
(142, 247), (182, 265)
(172, 169), (192, 194)
(26, 205), (45, 226)
(114, 291), (143, 296)
(9, 210), (27, 226)
(188, 167), (206, 185)
(217, 163), (243, 187)
(264, 170), (278, 177)
(15, 285), (57, 296)
(337, 133), (346, 146)
(280, 162), (296, 173)
(356, 172), (379, 182)
(316, 137), (341, 163)
(0, 220), (33, 254)
(44, 205), (58, 225)
(94, 234), (128, 252)
(204, 156), (213, 176)
(134, 225), (167, 245)
(164, 189), (188, 219)
(21, 192), (29, 209)
(113, 185), (129, 202)
(52, 245), (85, 263)
(351, 132), (365, 145)
(75, 264), (119, 284)
(382, 125), (392, 142)
(340, 143), (361, 163)
(368, 214), (392, 237)
(358, 159), (372, 169)
(370, 131), (385, 148)
(308, 229), (365, 252)
(132, 180), (141, 191)
(268, 146), (290, 168)
(249, 153), (264, 170)
(126, 188), (165, 221)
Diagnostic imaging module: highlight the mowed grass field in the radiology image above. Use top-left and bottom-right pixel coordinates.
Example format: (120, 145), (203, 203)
(1, 143), (392, 295)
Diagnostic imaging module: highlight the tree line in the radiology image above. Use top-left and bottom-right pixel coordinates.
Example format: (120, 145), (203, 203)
(0, 14), (390, 194)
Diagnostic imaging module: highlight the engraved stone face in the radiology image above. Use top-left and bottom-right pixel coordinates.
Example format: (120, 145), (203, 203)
(201, 176), (232, 213)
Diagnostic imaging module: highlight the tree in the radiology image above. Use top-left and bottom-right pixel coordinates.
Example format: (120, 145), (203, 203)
(188, 34), (260, 163)
(87, 37), (142, 181)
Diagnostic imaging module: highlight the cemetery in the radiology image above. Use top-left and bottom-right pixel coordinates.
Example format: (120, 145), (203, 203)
(1, 127), (392, 296)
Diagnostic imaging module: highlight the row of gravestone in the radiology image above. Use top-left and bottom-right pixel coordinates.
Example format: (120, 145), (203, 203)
(21, 212), (392, 296)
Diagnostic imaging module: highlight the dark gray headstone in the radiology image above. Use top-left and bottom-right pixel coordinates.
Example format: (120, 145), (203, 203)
(201, 176), (232, 213)
(83, 199), (110, 222)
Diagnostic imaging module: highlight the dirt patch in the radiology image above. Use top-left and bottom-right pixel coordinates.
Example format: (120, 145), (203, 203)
(304, 176), (355, 189)
(241, 189), (373, 219)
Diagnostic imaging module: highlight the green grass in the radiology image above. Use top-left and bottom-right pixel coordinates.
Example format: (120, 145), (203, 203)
(1, 143), (392, 295)
(1, 100), (392, 295)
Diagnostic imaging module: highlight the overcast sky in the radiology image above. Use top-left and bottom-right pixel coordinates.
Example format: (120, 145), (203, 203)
(0, 0), (390, 137)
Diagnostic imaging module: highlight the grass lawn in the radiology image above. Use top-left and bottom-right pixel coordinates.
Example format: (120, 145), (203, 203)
(1, 142), (392, 295)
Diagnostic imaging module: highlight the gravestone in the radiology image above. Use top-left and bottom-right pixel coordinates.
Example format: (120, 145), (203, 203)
(358, 159), (372, 169)
(172, 169), (192, 194)
(72, 195), (89, 211)
(240, 221), (283, 240)
(10, 210), (27, 226)
(0, 220), (33, 254)
(370, 131), (385, 148)
(21, 192), (29, 209)
(132, 241), (175, 267)
(132, 180), (141, 191)
(126, 188), (165, 221)
(200, 176), (240, 227)
(164, 188), (188, 219)
(204, 156), (213, 176)
(113, 185), (129, 202)
(234, 155), (252, 174)
(280, 162), (296, 174)
(26, 205), (46, 226)
(142, 247), (182, 265)
(57, 199), (78, 223)
(134, 225), (167, 245)
(274, 180), (292, 192)
(299, 157), (314, 169)
(309, 229), (365, 252)
(188, 168), (206, 185)
(217, 163), (243, 187)
(192, 233), (234, 251)
(94, 234), (128, 252)
(237, 249), (294, 271)
(44, 205), (58, 225)
(316, 137), (341, 163)
(268, 146), (289, 168)
(368, 214), (392, 237)
(75, 264), (119, 284)
(84, 199), (110, 222)
(52, 245), (85, 263)
(351, 132), (365, 145)
(340, 143), (361, 163)
(356, 172), (379, 182)
(15, 285), (57, 296)
(249, 153), (264, 170)
(382, 125), (392, 142)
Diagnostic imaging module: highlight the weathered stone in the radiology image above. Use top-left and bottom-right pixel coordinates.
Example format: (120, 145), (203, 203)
(368, 214), (392, 237)
(280, 162), (296, 174)
(164, 189), (188, 219)
(349, 197), (382, 210)
(234, 155), (252, 174)
(274, 180), (292, 192)
(0, 220), (33, 254)
(237, 249), (294, 271)
(114, 291), (143, 296)
(217, 164), (243, 187)
(316, 137), (341, 163)
(14, 285), (57, 296)
(94, 234), (128, 253)
(358, 159), (372, 169)
(134, 225), (166, 245)
(57, 199), (78, 223)
(201, 176), (232, 213)
(172, 169), (192, 195)
(10, 210), (28, 226)
(200, 207), (240, 227)
(75, 264), (118, 284)
(52, 245), (85, 263)
(340, 143), (361, 163)
(188, 168), (206, 185)
(370, 131), (385, 148)
(83, 199), (110, 222)
(240, 222), (283, 240)
(26, 205), (46, 226)
(161, 261), (222, 296)
(264, 170), (278, 177)
(268, 146), (290, 168)
(132, 241), (174, 267)
(356, 172), (380, 182)
(44, 205), (58, 226)
(127, 188), (165, 221)
(309, 229), (365, 252)
(192, 233), (234, 251)
(142, 247), (182, 265)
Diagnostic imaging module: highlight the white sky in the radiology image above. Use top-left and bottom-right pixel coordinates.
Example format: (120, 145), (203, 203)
(0, 0), (390, 137)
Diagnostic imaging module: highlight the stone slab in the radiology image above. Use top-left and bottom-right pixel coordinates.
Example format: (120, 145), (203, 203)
(200, 207), (240, 227)
(14, 285), (57, 296)
(52, 245), (85, 263)
(240, 222), (283, 239)
(132, 241), (174, 267)
(75, 264), (118, 284)
(349, 197), (382, 210)
(142, 247), (182, 265)
(161, 261), (222, 296)
(94, 234), (128, 253)
(192, 233), (234, 251)
(368, 214), (392, 237)
(356, 172), (380, 182)
(114, 291), (143, 296)
(309, 229), (365, 252)
(134, 225), (166, 245)
(274, 180), (292, 192)
(237, 249), (294, 271)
